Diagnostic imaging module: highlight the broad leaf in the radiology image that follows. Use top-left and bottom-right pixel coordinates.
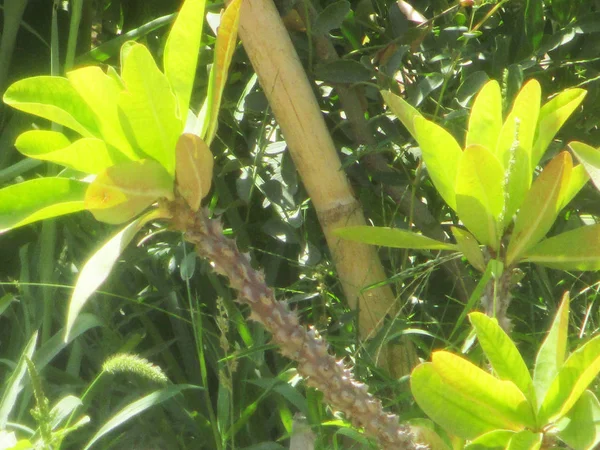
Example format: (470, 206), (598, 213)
(495, 79), (541, 166)
(0, 178), (88, 233)
(118, 42), (182, 176)
(175, 133), (213, 211)
(409, 418), (452, 450)
(455, 145), (504, 250)
(538, 333), (600, 424)
(506, 152), (572, 266)
(570, 141), (600, 191)
(533, 292), (570, 408)
(451, 227), (485, 272)
(466, 430), (514, 449)
(164, 0), (206, 120)
(414, 116), (462, 210)
(466, 80), (502, 152)
(531, 88), (586, 168)
(381, 89), (422, 138)
(411, 352), (535, 440)
(64, 209), (167, 341)
(16, 131), (125, 174)
(523, 224), (600, 270)
(3, 76), (100, 137)
(334, 226), (457, 250)
(470, 312), (534, 401)
(558, 390), (600, 450)
(67, 66), (137, 159)
(560, 163), (589, 210)
(85, 159), (174, 224)
(506, 430), (543, 450)
(197, 0), (241, 144)
(502, 144), (531, 229)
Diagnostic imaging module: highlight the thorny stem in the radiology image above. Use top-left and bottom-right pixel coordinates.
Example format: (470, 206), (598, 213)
(166, 198), (423, 449)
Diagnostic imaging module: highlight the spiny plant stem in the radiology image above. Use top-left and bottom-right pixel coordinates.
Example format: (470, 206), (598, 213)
(166, 198), (421, 449)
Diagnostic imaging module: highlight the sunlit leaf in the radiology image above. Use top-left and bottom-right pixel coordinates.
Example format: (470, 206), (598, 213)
(502, 145), (531, 229)
(0, 178), (88, 233)
(506, 152), (572, 266)
(465, 430), (514, 449)
(381, 90), (422, 138)
(451, 227), (485, 272)
(533, 292), (570, 409)
(197, 0), (241, 144)
(539, 333), (600, 424)
(409, 418), (452, 450)
(15, 130), (126, 174)
(414, 116), (462, 210)
(85, 159), (174, 224)
(559, 163), (589, 210)
(175, 133), (213, 211)
(411, 352), (535, 440)
(506, 430), (543, 450)
(531, 88), (586, 168)
(455, 145), (504, 250)
(569, 141), (600, 192)
(67, 66), (137, 159)
(64, 209), (168, 341)
(470, 313), (533, 400)
(334, 226), (457, 250)
(466, 80), (502, 153)
(164, 0), (206, 120)
(523, 224), (600, 270)
(3, 76), (100, 137)
(118, 42), (182, 176)
(558, 390), (600, 450)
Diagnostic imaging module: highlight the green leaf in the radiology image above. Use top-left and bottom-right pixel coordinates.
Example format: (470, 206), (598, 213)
(451, 227), (486, 272)
(560, 163), (589, 210)
(523, 224), (600, 270)
(334, 226), (457, 250)
(381, 89), (422, 138)
(411, 352), (535, 440)
(64, 210), (167, 342)
(313, 1), (351, 34)
(495, 79), (541, 166)
(414, 116), (463, 210)
(469, 313), (534, 401)
(66, 66), (137, 159)
(175, 133), (213, 211)
(466, 80), (502, 153)
(82, 385), (200, 450)
(409, 418), (452, 450)
(3, 76), (100, 137)
(533, 292), (570, 409)
(569, 141), (600, 192)
(118, 42), (182, 176)
(164, 0), (206, 120)
(502, 145), (531, 229)
(84, 159), (174, 224)
(0, 178), (88, 233)
(0, 332), (37, 429)
(314, 60), (372, 83)
(531, 88), (587, 168)
(539, 333), (600, 424)
(506, 152), (572, 266)
(15, 131), (126, 174)
(198, 0), (241, 145)
(506, 430), (542, 450)
(558, 390), (600, 450)
(466, 430), (514, 449)
(455, 145), (504, 250)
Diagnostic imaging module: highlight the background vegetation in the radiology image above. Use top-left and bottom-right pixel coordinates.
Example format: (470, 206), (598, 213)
(1, 0), (599, 448)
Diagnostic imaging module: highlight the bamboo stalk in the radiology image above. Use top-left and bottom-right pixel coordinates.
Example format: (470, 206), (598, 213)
(230, 0), (417, 375)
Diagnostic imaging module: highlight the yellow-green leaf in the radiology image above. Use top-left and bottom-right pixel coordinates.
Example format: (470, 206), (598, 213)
(569, 141), (600, 192)
(455, 145), (504, 250)
(559, 163), (589, 210)
(334, 226), (457, 250)
(451, 227), (486, 272)
(67, 66), (137, 159)
(85, 159), (174, 224)
(466, 80), (502, 153)
(164, 0), (207, 120)
(469, 312), (534, 401)
(414, 116), (462, 210)
(523, 224), (600, 271)
(533, 292), (570, 409)
(506, 152), (572, 266)
(175, 133), (214, 211)
(118, 42), (182, 176)
(531, 88), (587, 168)
(506, 430), (543, 450)
(15, 131), (126, 174)
(381, 90), (422, 138)
(197, 0), (241, 144)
